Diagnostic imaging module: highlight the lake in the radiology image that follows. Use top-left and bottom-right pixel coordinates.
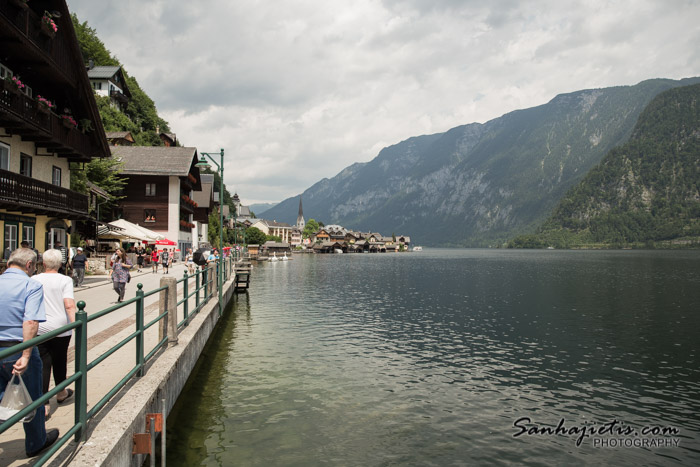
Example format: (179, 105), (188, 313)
(167, 249), (700, 466)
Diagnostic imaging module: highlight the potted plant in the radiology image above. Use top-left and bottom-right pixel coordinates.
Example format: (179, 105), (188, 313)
(4, 76), (25, 94)
(36, 95), (54, 113)
(61, 115), (78, 129)
(41, 12), (58, 38)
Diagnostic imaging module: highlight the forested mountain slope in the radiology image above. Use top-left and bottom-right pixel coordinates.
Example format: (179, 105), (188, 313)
(510, 82), (700, 248)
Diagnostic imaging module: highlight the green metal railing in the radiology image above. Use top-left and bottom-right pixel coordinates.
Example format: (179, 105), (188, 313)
(0, 253), (240, 466)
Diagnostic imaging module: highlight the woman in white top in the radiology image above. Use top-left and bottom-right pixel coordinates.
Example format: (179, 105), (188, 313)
(34, 249), (76, 417)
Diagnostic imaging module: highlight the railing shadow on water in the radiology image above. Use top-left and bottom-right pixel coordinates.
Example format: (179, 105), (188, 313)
(0, 253), (239, 466)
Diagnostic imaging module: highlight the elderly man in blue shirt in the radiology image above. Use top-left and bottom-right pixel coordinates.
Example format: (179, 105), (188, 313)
(0, 248), (59, 458)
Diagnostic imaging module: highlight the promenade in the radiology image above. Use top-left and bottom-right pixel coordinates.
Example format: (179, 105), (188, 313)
(1, 261), (194, 466)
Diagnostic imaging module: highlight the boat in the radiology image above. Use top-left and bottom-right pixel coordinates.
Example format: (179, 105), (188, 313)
(334, 248), (343, 254)
(269, 252), (279, 262)
(412, 246), (423, 251)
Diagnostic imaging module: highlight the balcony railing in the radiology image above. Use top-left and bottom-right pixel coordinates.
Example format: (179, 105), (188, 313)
(0, 85), (95, 159)
(0, 168), (89, 216)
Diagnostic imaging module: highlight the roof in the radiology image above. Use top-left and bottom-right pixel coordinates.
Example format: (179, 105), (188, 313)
(87, 66), (122, 79)
(238, 205), (251, 217)
(110, 146), (199, 176)
(106, 131), (132, 139)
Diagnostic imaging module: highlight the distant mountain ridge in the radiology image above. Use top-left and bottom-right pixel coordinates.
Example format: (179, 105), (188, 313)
(263, 78), (700, 246)
(511, 82), (700, 248)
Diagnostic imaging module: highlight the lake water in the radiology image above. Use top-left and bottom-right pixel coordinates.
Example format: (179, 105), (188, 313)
(167, 249), (700, 466)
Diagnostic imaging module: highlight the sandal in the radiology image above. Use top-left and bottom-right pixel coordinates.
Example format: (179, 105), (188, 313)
(57, 388), (74, 404)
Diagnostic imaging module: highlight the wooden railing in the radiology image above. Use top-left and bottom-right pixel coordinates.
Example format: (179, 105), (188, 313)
(0, 168), (88, 215)
(0, 84), (95, 158)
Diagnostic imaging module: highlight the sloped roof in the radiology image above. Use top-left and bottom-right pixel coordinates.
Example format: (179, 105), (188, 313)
(87, 66), (121, 79)
(110, 146), (199, 176)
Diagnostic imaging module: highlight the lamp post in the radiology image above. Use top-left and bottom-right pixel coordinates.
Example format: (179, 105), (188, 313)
(195, 148), (225, 315)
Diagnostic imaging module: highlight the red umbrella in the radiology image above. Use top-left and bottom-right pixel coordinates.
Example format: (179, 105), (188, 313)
(155, 239), (176, 245)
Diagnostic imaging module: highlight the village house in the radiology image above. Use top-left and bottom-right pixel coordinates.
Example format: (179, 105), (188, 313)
(87, 64), (131, 113)
(105, 131), (135, 146)
(0, 0), (110, 257)
(191, 173), (214, 250)
(109, 145), (203, 255)
(249, 219), (295, 244)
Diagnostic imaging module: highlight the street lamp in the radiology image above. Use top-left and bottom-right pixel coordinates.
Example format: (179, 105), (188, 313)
(195, 148), (225, 315)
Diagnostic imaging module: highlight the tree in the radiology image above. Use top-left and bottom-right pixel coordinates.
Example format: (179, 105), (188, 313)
(303, 219), (320, 239)
(245, 227), (267, 245)
(70, 157), (127, 220)
(208, 211), (221, 248)
(266, 235), (282, 243)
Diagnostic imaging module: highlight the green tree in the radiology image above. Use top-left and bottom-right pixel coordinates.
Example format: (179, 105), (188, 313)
(208, 211), (221, 248)
(266, 235), (282, 243)
(70, 157), (127, 220)
(303, 219), (320, 239)
(245, 227), (267, 245)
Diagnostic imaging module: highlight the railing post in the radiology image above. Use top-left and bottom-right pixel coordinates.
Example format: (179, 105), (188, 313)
(75, 301), (88, 442)
(136, 283), (145, 377)
(159, 276), (178, 344)
(195, 267), (201, 310)
(203, 266), (208, 301)
(182, 270), (189, 325)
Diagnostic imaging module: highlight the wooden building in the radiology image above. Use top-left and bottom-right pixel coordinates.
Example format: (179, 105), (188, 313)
(0, 0), (110, 255)
(110, 146), (202, 255)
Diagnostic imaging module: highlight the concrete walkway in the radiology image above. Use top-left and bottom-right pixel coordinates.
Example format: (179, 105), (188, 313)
(0, 262), (201, 465)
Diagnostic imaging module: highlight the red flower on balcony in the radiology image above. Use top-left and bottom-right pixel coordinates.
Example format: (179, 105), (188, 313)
(61, 115), (77, 129)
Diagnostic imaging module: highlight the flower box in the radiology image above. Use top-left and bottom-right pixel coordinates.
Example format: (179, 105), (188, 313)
(41, 21), (56, 39)
(61, 115), (77, 129)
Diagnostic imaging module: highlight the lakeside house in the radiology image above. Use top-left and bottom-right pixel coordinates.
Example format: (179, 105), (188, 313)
(0, 0), (110, 256)
(109, 145), (204, 255)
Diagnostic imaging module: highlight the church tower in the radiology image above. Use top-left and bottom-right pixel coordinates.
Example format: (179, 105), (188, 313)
(296, 196), (305, 230)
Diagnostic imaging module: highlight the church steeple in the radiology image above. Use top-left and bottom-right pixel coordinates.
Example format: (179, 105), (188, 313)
(296, 196), (305, 230)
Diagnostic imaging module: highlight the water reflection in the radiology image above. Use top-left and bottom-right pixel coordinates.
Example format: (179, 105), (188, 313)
(168, 250), (700, 466)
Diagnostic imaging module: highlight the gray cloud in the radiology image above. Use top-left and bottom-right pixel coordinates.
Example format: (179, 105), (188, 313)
(68, 0), (700, 204)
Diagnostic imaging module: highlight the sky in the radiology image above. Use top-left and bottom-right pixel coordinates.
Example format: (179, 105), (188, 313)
(66, 0), (700, 205)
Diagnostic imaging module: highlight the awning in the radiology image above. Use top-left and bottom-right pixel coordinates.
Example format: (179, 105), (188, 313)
(98, 219), (165, 242)
(154, 238), (176, 246)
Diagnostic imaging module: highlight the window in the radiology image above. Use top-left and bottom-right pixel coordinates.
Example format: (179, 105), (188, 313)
(0, 142), (9, 171)
(146, 183), (156, 196)
(4, 223), (18, 256)
(92, 81), (102, 90)
(144, 209), (156, 222)
(22, 225), (34, 248)
(20, 153), (32, 177)
(0, 64), (11, 80)
(52, 166), (61, 186)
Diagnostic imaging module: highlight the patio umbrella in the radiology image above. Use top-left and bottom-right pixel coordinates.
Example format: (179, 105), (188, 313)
(155, 239), (177, 246)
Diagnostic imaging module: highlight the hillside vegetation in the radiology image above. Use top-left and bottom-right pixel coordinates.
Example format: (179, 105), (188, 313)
(509, 83), (700, 249)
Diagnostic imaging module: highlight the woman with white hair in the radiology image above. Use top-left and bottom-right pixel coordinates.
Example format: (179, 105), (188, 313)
(33, 249), (76, 418)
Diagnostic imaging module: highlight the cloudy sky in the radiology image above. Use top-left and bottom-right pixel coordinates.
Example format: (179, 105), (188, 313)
(66, 0), (700, 204)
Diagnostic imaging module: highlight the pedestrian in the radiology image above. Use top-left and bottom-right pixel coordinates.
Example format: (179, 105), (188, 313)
(161, 248), (170, 274)
(20, 240), (40, 263)
(70, 247), (87, 287)
(151, 248), (160, 273)
(54, 241), (68, 275)
(110, 248), (132, 303)
(33, 250), (76, 419)
(136, 243), (145, 272)
(0, 248), (59, 458)
(186, 248), (195, 275)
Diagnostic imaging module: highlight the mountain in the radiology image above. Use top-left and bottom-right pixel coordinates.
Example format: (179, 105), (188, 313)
(263, 78), (700, 246)
(510, 82), (700, 248)
(249, 203), (277, 216)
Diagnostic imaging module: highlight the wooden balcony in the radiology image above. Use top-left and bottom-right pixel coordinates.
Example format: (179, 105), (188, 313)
(0, 168), (89, 217)
(0, 85), (96, 161)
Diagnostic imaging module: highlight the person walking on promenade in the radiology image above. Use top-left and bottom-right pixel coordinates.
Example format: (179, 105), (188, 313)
(161, 248), (170, 274)
(0, 248), (59, 458)
(33, 249), (76, 419)
(151, 248), (160, 274)
(186, 248), (195, 275)
(54, 241), (68, 275)
(136, 244), (145, 273)
(110, 248), (132, 303)
(70, 247), (87, 287)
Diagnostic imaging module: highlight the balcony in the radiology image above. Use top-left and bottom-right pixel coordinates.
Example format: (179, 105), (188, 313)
(0, 168), (89, 217)
(0, 84), (96, 160)
(110, 89), (129, 104)
(0, 2), (77, 86)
